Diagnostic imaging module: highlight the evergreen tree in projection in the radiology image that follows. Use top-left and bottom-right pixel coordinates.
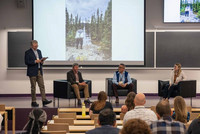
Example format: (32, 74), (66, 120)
(96, 8), (100, 41)
(100, 0), (112, 58)
(99, 12), (104, 42)
(66, 8), (69, 45)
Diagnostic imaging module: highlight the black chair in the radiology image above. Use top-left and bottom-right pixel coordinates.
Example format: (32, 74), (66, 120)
(105, 78), (137, 102)
(158, 80), (196, 106)
(53, 80), (92, 107)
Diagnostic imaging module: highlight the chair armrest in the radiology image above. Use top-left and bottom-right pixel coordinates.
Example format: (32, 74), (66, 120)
(105, 78), (113, 96)
(178, 80), (196, 98)
(158, 80), (169, 96)
(53, 80), (72, 98)
(131, 78), (137, 93)
(85, 80), (92, 97)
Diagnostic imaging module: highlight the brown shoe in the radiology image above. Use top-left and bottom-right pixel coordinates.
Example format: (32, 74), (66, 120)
(115, 98), (119, 103)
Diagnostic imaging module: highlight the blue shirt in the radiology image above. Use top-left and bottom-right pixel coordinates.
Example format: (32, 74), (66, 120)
(172, 111), (190, 122)
(112, 71), (132, 85)
(32, 48), (40, 68)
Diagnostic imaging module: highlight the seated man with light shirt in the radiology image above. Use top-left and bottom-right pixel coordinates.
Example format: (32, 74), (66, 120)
(67, 63), (91, 105)
(112, 63), (134, 103)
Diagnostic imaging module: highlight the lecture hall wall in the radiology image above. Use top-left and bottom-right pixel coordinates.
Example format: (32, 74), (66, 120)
(1, 0), (200, 95)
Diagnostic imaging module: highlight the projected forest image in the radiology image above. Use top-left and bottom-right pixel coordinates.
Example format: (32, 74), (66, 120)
(180, 0), (200, 22)
(65, 0), (112, 61)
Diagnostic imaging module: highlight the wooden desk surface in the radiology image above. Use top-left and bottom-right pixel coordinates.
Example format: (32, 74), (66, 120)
(58, 108), (121, 113)
(5, 107), (14, 110)
(69, 126), (95, 132)
(54, 115), (120, 120)
(42, 125), (95, 132)
(48, 120), (123, 125)
(0, 111), (6, 115)
(58, 107), (200, 113)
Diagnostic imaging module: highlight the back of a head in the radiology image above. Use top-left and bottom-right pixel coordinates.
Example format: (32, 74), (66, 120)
(156, 100), (171, 117)
(98, 109), (116, 126)
(121, 119), (152, 134)
(134, 93), (146, 106)
(174, 96), (187, 123)
(125, 92), (136, 110)
(26, 108), (47, 134)
(93, 91), (107, 111)
(98, 91), (107, 102)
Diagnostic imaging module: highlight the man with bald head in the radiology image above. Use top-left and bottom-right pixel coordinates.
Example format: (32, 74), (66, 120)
(123, 93), (157, 125)
(150, 100), (186, 134)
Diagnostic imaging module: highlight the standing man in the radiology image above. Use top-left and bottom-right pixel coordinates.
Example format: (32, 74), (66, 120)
(25, 40), (52, 107)
(112, 63), (134, 103)
(67, 63), (90, 105)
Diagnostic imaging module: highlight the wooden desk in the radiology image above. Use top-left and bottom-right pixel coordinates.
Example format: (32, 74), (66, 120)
(0, 111), (8, 134)
(54, 115), (120, 120)
(42, 125), (94, 133)
(69, 126), (95, 132)
(5, 106), (15, 134)
(58, 108), (121, 113)
(48, 120), (123, 126)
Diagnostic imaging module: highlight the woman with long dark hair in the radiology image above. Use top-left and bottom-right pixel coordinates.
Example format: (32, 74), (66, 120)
(121, 92), (136, 114)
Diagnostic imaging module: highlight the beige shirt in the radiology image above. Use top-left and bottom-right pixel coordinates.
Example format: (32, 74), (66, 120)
(74, 72), (79, 82)
(123, 106), (157, 125)
(170, 70), (187, 85)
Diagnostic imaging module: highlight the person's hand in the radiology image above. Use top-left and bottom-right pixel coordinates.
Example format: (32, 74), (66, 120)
(118, 83), (123, 87)
(124, 83), (128, 87)
(79, 82), (86, 86)
(35, 60), (41, 63)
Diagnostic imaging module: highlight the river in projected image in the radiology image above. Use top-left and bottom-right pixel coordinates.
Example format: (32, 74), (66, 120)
(65, 0), (112, 61)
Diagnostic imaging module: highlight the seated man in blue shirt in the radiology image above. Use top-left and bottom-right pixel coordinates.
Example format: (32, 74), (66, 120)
(112, 63), (133, 103)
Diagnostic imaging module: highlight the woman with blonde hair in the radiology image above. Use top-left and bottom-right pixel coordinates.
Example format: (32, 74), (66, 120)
(89, 91), (113, 115)
(163, 63), (187, 100)
(172, 96), (190, 123)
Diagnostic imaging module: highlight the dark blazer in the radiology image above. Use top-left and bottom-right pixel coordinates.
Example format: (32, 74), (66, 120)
(24, 48), (43, 77)
(86, 125), (120, 134)
(67, 70), (84, 85)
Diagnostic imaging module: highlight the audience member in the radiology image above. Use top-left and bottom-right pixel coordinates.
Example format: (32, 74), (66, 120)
(172, 96), (190, 123)
(150, 100), (186, 134)
(86, 109), (119, 134)
(121, 119), (152, 134)
(121, 92), (136, 114)
(187, 115), (200, 134)
(22, 108), (47, 134)
(123, 93), (157, 125)
(89, 91), (113, 115)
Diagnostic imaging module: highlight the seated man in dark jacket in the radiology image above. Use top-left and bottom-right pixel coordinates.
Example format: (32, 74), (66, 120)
(67, 63), (90, 105)
(86, 109), (119, 134)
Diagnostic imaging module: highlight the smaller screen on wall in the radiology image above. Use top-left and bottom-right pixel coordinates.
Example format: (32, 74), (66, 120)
(164, 0), (200, 23)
